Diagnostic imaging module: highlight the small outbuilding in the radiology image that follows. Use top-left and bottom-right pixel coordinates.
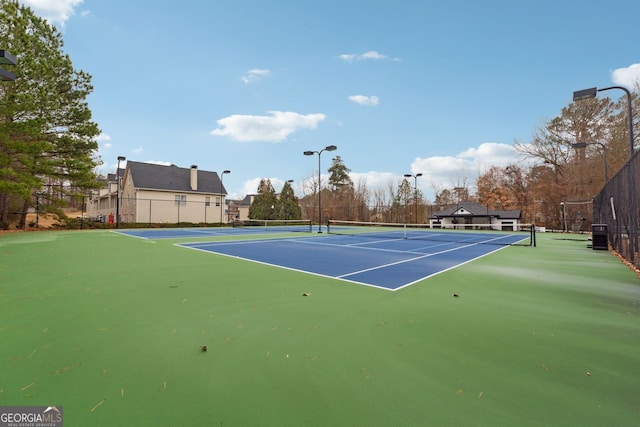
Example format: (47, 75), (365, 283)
(429, 201), (522, 231)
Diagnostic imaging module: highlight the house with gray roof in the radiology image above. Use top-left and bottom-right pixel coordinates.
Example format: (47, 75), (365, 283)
(429, 201), (522, 231)
(88, 162), (228, 224)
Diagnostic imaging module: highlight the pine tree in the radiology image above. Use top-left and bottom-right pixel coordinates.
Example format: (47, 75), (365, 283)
(248, 179), (278, 220)
(0, 1), (100, 227)
(278, 180), (301, 220)
(327, 155), (352, 190)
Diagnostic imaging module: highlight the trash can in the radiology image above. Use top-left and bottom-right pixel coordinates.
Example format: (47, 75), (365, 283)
(591, 224), (608, 250)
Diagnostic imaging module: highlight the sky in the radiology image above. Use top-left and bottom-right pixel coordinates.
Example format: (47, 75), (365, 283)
(17, 0), (640, 201)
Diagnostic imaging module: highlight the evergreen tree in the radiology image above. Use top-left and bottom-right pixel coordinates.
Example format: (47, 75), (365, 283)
(327, 156), (352, 190)
(248, 179), (278, 220)
(278, 180), (301, 220)
(0, 1), (100, 227)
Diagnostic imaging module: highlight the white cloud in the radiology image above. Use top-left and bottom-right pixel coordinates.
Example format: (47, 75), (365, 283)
(227, 177), (295, 200)
(241, 68), (271, 84)
(457, 142), (519, 165)
(337, 50), (399, 62)
(611, 63), (640, 89)
(96, 133), (111, 149)
(348, 95), (379, 106)
(133, 146), (143, 154)
(210, 111), (326, 142)
(228, 143), (525, 203)
(20, 0), (85, 26)
(349, 171), (398, 190)
(409, 142), (525, 197)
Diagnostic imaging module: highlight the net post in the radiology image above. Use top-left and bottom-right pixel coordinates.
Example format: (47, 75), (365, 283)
(532, 224), (536, 247)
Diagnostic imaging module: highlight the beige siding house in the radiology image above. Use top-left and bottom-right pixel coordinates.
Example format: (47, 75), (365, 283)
(88, 162), (229, 224)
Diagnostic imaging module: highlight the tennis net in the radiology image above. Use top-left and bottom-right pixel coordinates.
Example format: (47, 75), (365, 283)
(326, 220), (536, 246)
(232, 219), (313, 232)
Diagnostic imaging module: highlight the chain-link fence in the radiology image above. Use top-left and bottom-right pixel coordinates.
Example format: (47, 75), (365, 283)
(593, 151), (639, 268)
(300, 203), (427, 225)
(88, 196), (232, 225)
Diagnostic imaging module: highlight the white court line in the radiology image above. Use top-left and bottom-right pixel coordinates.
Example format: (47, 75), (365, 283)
(336, 242), (479, 279)
(175, 233), (520, 291)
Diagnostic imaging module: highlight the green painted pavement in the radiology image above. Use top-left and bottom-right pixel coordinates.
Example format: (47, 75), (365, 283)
(1, 230), (638, 426)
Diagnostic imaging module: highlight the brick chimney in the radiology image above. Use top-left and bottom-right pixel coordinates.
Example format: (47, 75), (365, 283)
(190, 165), (197, 190)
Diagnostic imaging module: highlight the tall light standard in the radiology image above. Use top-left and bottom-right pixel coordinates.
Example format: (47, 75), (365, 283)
(116, 156), (125, 228)
(571, 142), (608, 185)
(560, 200), (566, 233)
(403, 173), (423, 224)
(220, 170), (230, 224)
(304, 145), (337, 233)
(574, 86), (636, 261)
(573, 86), (635, 158)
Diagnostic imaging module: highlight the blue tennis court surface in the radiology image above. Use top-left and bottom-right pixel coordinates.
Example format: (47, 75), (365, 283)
(176, 232), (529, 291)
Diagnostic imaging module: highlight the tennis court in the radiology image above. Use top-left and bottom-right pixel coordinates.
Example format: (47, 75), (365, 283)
(176, 225), (534, 290)
(115, 219), (313, 240)
(2, 229), (639, 426)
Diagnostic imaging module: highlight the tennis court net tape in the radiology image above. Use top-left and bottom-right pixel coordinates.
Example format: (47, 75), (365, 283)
(326, 220), (536, 247)
(232, 219), (313, 232)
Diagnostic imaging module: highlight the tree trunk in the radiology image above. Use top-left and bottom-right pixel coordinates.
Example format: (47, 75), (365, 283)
(19, 198), (29, 229)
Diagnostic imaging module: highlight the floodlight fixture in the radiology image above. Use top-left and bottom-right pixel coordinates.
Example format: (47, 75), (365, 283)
(0, 50), (16, 65)
(572, 87), (598, 101)
(303, 145), (338, 232)
(404, 173), (423, 224)
(573, 86), (634, 157)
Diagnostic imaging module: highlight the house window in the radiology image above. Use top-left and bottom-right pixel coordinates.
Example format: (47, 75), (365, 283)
(175, 195), (186, 206)
(215, 197), (220, 207)
(205, 196), (211, 207)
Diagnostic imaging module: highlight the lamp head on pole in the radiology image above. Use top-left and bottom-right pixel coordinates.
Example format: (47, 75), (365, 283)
(325, 145), (337, 152)
(0, 50), (16, 65)
(303, 151), (314, 156)
(0, 50), (16, 81)
(0, 68), (15, 81)
(573, 87), (598, 102)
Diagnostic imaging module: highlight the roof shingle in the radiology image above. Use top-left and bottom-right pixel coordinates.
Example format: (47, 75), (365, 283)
(127, 161), (227, 194)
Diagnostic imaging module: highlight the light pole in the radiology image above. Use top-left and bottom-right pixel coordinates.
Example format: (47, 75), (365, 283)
(574, 86), (637, 261)
(571, 142), (608, 185)
(220, 170), (230, 224)
(560, 200), (566, 233)
(404, 173), (423, 224)
(304, 145), (337, 233)
(573, 86), (635, 158)
(116, 156), (125, 228)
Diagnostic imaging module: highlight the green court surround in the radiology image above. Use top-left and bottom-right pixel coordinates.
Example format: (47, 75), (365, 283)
(1, 230), (639, 426)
